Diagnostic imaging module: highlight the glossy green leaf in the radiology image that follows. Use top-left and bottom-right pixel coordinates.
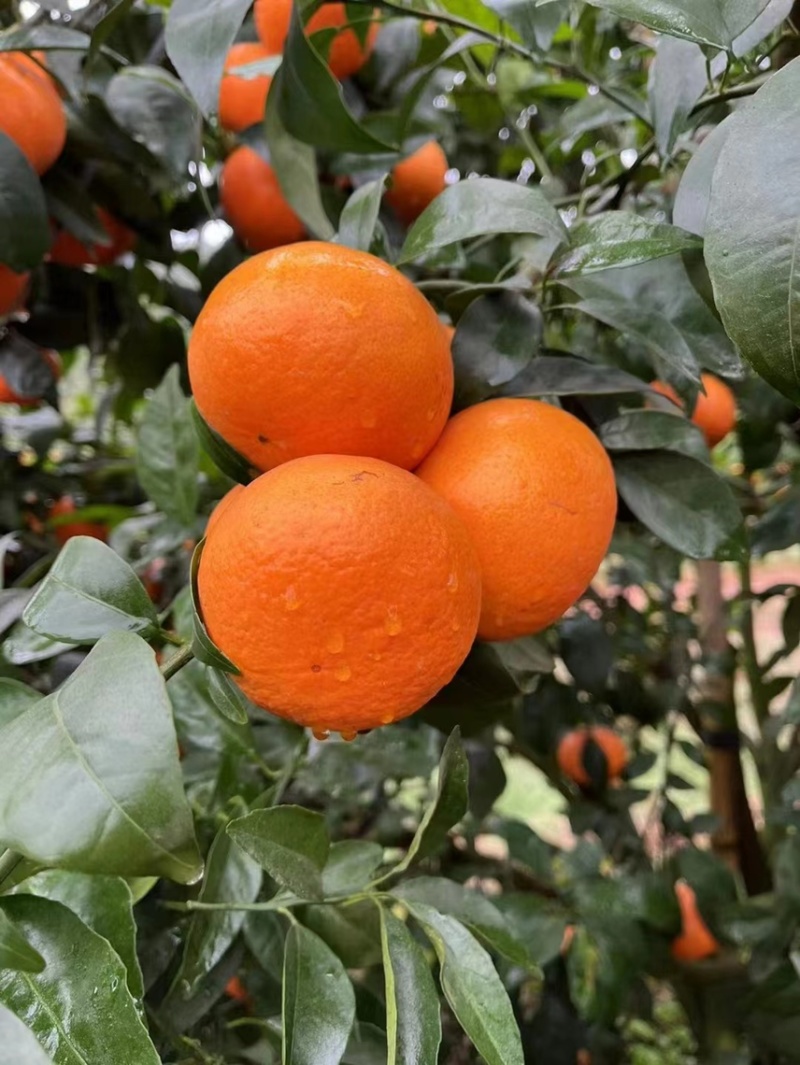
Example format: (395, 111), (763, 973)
(0, 133), (49, 272)
(483, 0), (568, 49)
(406, 902), (523, 1065)
(379, 907), (441, 1065)
(0, 897), (160, 1065)
(22, 538), (158, 645)
(732, 0), (793, 55)
(0, 632), (202, 883)
(227, 806), (330, 900)
(337, 177), (388, 253)
(399, 178), (566, 264)
(282, 923), (356, 1065)
(189, 541), (241, 674)
(599, 409), (708, 460)
(673, 116), (734, 236)
(88, 0), (136, 64)
(264, 75), (337, 241)
(394, 878), (534, 968)
(0, 911), (44, 974)
(553, 214), (701, 277)
(614, 452), (742, 558)
(21, 872), (143, 998)
(136, 366), (199, 526)
(171, 827), (262, 998)
(276, 3), (392, 153)
(0, 680), (41, 727)
(206, 667), (249, 725)
(322, 841), (384, 897)
(1, 624), (74, 667)
(392, 729), (468, 875)
(581, 0), (770, 48)
(501, 353), (648, 397)
(648, 35), (706, 158)
(164, 0), (252, 116)
(705, 57), (800, 404)
(452, 292), (542, 411)
(0, 1003), (54, 1065)
(0, 24), (90, 51)
(300, 900), (383, 968)
(190, 400), (255, 486)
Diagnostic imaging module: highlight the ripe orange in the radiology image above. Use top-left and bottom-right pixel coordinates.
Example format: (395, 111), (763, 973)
(416, 398), (617, 640)
(385, 141), (448, 226)
(188, 241), (454, 472)
(218, 42), (274, 132)
(221, 147), (305, 252)
(556, 726), (627, 787)
(671, 880), (720, 962)
(50, 209), (136, 268)
(0, 265), (29, 318)
(254, 0), (378, 79)
(650, 373), (736, 448)
(48, 496), (108, 546)
(198, 455), (481, 735)
(0, 52), (66, 175)
(0, 349), (60, 406)
(224, 977), (252, 1008)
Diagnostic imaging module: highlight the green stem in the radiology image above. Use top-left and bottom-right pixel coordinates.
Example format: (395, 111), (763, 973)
(160, 642), (195, 681)
(0, 850), (23, 890)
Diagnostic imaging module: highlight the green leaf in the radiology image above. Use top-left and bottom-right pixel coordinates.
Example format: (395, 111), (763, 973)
(0, 911), (44, 974)
(164, 0), (252, 116)
(580, 0), (770, 49)
(136, 366), (199, 526)
(0, 896), (160, 1065)
(705, 57), (800, 404)
(614, 452), (742, 558)
(188, 540), (241, 673)
(394, 878), (534, 969)
(88, 0), (136, 64)
(322, 841), (384, 897)
(599, 409), (709, 461)
(300, 900), (383, 968)
(227, 806), (330, 901)
(379, 907), (442, 1065)
(276, 3), (393, 153)
(105, 67), (201, 185)
(406, 903), (523, 1065)
(392, 729), (468, 875)
(282, 923), (356, 1065)
(189, 400), (255, 486)
(482, 0), (568, 49)
(648, 36), (706, 158)
(22, 538), (158, 645)
(20, 872), (143, 998)
(0, 1003), (54, 1065)
(495, 894), (570, 967)
(398, 178), (566, 264)
(206, 667), (249, 724)
(502, 353), (649, 397)
(0, 632), (202, 883)
(1, 624), (74, 666)
(0, 680), (41, 728)
(673, 116), (734, 237)
(553, 214), (701, 277)
(171, 827), (262, 998)
(264, 76), (337, 241)
(452, 292), (542, 411)
(0, 24), (90, 51)
(0, 133), (50, 272)
(337, 177), (388, 253)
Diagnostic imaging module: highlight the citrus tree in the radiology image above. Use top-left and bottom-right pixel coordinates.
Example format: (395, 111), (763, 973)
(1, 0), (800, 1062)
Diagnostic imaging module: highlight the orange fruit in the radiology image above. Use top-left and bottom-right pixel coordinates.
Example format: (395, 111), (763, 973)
(48, 496), (108, 546)
(50, 208), (136, 267)
(221, 146), (305, 252)
(206, 484), (245, 539)
(0, 52), (66, 175)
(218, 42), (274, 132)
(254, 0), (378, 80)
(0, 265), (29, 317)
(385, 141), (448, 226)
(556, 726), (627, 788)
(671, 880), (720, 962)
(197, 455), (481, 735)
(224, 976), (252, 1007)
(188, 241), (454, 472)
(650, 373), (736, 448)
(416, 398), (617, 640)
(0, 349), (60, 406)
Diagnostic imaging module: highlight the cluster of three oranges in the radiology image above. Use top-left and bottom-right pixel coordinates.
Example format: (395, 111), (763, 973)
(191, 242), (618, 738)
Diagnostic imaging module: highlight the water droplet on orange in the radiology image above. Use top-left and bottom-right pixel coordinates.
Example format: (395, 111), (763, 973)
(384, 607), (402, 636)
(325, 631), (345, 654)
(283, 586), (301, 611)
(334, 663), (352, 682)
(451, 619), (461, 632)
(426, 407), (437, 422)
(447, 572), (459, 593)
(340, 729), (357, 742)
(380, 713), (395, 726)
(312, 727), (330, 741)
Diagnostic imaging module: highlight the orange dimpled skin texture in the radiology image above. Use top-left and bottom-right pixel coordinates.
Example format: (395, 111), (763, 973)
(651, 373), (736, 448)
(0, 265), (29, 318)
(0, 52), (66, 176)
(198, 455), (482, 735)
(385, 141), (449, 226)
(188, 242), (454, 472)
(556, 726), (628, 788)
(221, 147), (305, 252)
(218, 42), (274, 132)
(255, 0), (378, 80)
(417, 398), (617, 641)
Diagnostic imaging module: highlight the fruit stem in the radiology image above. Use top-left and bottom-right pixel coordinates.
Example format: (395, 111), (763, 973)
(160, 642), (195, 681)
(0, 850), (23, 891)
